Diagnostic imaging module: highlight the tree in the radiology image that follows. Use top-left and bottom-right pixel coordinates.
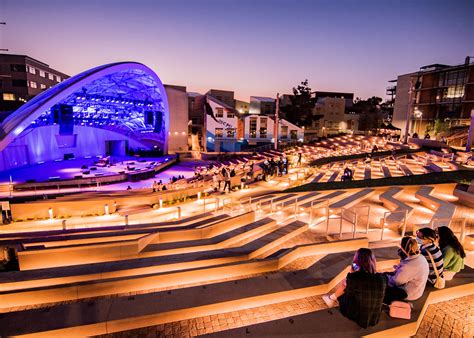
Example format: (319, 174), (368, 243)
(280, 80), (316, 127)
(353, 96), (385, 131)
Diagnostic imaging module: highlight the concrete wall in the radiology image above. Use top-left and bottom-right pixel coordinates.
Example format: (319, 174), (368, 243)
(165, 85), (189, 153)
(392, 73), (413, 136)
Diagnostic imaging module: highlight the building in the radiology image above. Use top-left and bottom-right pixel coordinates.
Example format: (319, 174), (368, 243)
(243, 115), (303, 146)
(392, 57), (474, 140)
(234, 99), (250, 114)
(207, 89), (235, 109)
(0, 62), (171, 171)
(188, 92), (206, 151)
(0, 54), (69, 114)
(164, 84), (189, 153)
(204, 95), (243, 152)
(304, 91), (357, 141)
(250, 96), (276, 115)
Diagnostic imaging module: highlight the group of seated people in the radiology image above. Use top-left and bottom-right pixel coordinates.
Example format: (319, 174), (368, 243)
(322, 226), (466, 328)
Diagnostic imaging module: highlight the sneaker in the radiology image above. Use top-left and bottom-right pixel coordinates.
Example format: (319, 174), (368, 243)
(322, 294), (336, 307)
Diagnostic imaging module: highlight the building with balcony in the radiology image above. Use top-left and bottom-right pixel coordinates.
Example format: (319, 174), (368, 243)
(392, 57), (474, 140)
(249, 96), (276, 115)
(0, 54), (69, 114)
(304, 91), (357, 141)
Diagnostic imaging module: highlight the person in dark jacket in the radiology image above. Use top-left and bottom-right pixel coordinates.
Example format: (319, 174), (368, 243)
(322, 248), (387, 328)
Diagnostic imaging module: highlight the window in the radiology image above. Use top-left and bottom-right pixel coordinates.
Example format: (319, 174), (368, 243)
(28, 66), (36, 74)
(249, 118), (257, 138)
(215, 128), (223, 138)
(259, 118), (268, 138)
(40, 84), (47, 89)
(56, 76), (61, 82)
(12, 79), (28, 87)
(29, 81), (37, 88)
(227, 111), (235, 118)
(216, 107), (224, 118)
(280, 126), (288, 139)
(39, 70), (46, 77)
(2, 93), (15, 101)
(290, 130), (298, 140)
(10, 64), (26, 72)
(48, 73), (54, 80)
(226, 128), (235, 138)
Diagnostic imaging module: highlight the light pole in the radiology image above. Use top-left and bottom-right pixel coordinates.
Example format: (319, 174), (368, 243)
(467, 109), (474, 152)
(274, 93), (279, 150)
(0, 22), (7, 52)
(403, 79), (414, 143)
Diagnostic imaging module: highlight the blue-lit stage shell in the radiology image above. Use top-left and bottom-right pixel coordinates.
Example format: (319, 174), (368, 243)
(0, 62), (169, 171)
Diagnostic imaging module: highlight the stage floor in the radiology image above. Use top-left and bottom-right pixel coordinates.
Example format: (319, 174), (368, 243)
(0, 157), (197, 187)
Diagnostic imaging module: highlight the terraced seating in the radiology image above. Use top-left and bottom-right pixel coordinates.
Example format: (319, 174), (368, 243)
(206, 267), (474, 338)
(415, 186), (456, 228)
(379, 187), (413, 228)
(16, 211), (256, 270)
(329, 188), (375, 210)
(327, 171), (340, 182)
(311, 172), (324, 183)
(0, 220), (309, 310)
(298, 190), (347, 209)
(398, 163), (413, 176)
(0, 239), (398, 336)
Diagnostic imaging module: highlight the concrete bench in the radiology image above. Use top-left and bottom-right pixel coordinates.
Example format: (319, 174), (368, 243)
(0, 221), (310, 310)
(311, 172), (325, 183)
(379, 187), (413, 226)
(206, 267), (474, 338)
(423, 163), (443, 173)
(329, 189), (375, 210)
(453, 183), (474, 208)
(364, 167), (371, 180)
(0, 239), (388, 334)
(299, 190), (347, 209)
(381, 165), (391, 177)
(398, 164), (413, 176)
(415, 186), (456, 228)
(16, 212), (256, 270)
(327, 171), (340, 182)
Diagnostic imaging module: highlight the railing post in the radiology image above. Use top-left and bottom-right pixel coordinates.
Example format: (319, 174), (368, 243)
(380, 214), (386, 240)
(177, 206), (181, 220)
(366, 206), (370, 234)
(353, 214), (358, 239)
(460, 218), (466, 243)
(339, 209), (344, 239)
(401, 209), (408, 237)
(62, 220), (67, 231)
(125, 215), (129, 226)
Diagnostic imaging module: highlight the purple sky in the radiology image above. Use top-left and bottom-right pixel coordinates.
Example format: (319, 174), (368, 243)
(1, 0), (473, 101)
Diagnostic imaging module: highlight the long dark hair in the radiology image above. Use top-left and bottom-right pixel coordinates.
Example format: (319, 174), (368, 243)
(353, 248), (377, 274)
(437, 226), (466, 258)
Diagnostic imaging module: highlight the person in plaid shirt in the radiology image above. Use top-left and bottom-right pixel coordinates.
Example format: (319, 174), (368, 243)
(323, 248), (387, 328)
(417, 228), (444, 284)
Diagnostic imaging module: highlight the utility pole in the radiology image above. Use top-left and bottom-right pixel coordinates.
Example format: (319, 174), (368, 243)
(274, 93), (279, 150)
(403, 78), (414, 144)
(0, 22), (7, 52)
(467, 109), (474, 152)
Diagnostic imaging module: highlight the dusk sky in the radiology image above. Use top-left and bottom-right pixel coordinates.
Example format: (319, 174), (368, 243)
(1, 0), (473, 101)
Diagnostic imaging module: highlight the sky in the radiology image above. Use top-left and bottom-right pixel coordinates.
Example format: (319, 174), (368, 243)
(1, 0), (473, 101)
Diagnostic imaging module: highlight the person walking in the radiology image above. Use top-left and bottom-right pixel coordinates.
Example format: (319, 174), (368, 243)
(222, 167), (231, 193)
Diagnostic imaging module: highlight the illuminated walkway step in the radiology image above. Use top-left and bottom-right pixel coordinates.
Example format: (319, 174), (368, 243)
(0, 243), (399, 337)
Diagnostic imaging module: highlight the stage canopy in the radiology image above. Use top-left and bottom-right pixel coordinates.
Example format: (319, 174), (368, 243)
(0, 62), (169, 154)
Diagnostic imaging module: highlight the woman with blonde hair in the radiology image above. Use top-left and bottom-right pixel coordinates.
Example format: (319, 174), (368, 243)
(384, 236), (429, 304)
(322, 248), (387, 328)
